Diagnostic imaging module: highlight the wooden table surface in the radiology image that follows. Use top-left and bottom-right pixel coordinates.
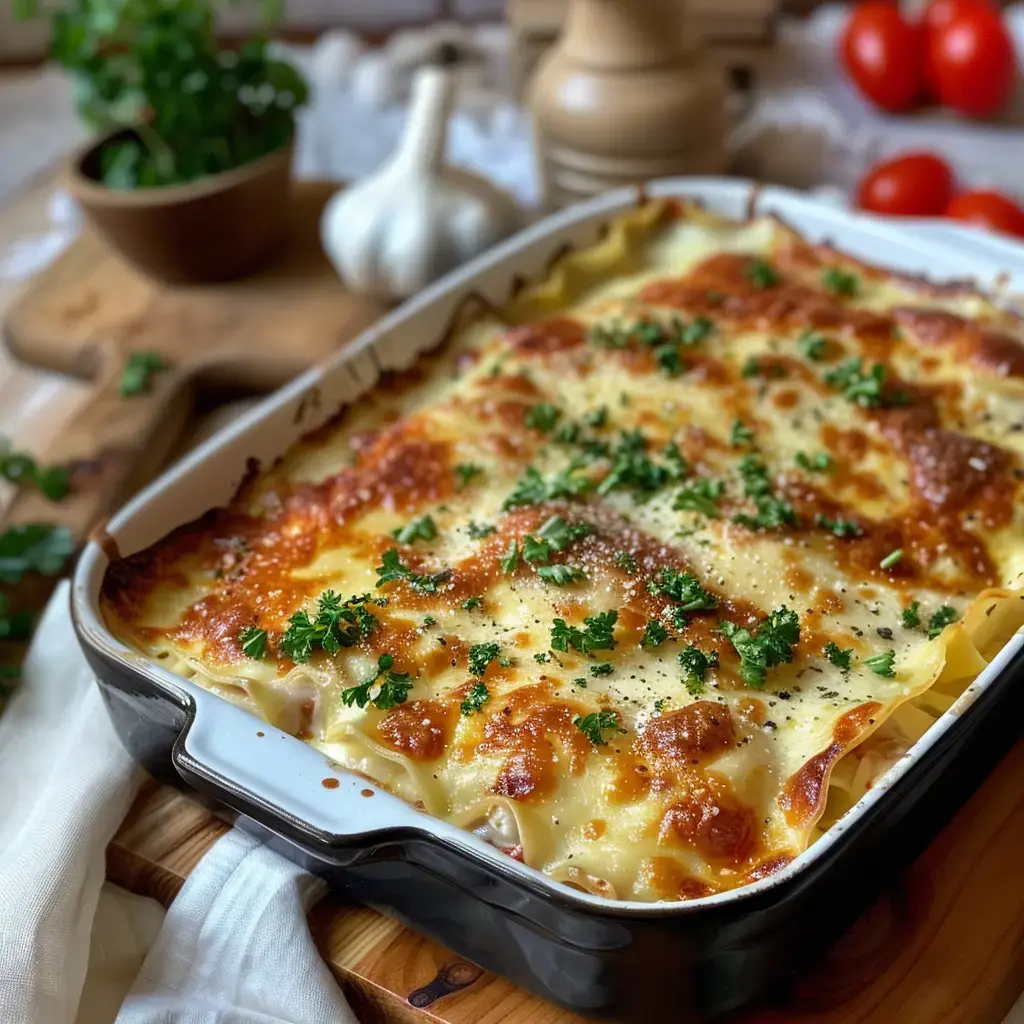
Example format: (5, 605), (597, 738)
(4, 168), (1024, 1024)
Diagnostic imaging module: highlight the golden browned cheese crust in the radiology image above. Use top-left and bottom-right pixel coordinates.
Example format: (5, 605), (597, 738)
(103, 200), (1024, 902)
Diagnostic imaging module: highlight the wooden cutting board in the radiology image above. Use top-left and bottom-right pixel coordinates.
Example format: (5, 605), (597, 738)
(107, 731), (1024, 1024)
(0, 179), (384, 546)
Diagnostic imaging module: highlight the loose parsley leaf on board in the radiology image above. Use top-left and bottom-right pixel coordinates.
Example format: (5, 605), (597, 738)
(718, 606), (801, 689)
(238, 626), (268, 660)
(927, 605), (959, 640)
(119, 350), (168, 397)
(902, 601), (921, 629)
(341, 654), (414, 710)
(823, 640), (853, 669)
(822, 267), (859, 297)
(573, 709), (625, 746)
(460, 681), (491, 716)
(0, 524), (75, 584)
(678, 645), (718, 696)
(0, 442), (71, 501)
(864, 649), (897, 677)
(468, 642), (501, 677)
(374, 548), (450, 594)
(647, 568), (717, 610)
(550, 610), (618, 655)
(392, 514), (437, 545)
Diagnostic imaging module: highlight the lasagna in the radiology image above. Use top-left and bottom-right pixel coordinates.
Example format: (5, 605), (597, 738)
(103, 198), (1024, 902)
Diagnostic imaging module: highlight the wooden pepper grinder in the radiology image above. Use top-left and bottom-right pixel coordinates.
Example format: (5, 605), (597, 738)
(529, 0), (728, 210)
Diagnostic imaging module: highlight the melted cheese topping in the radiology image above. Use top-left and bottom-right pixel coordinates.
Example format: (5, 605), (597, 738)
(103, 199), (1024, 902)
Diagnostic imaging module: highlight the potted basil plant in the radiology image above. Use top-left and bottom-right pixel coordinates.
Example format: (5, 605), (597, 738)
(16, 0), (309, 283)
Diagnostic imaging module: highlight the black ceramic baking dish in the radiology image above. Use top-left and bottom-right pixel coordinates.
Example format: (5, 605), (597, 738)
(72, 179), (1024, 1021)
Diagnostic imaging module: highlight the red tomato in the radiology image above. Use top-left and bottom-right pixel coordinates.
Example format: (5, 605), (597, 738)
(945, 191), (1024, 237)
(927, 6), (1016, 116)
(840, 2), (925, 112)
(921, 0), (984, 37)
(857, 153), (956, 217)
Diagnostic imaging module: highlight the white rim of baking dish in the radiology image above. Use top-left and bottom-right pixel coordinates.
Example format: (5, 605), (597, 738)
(72, 177), (1024, 916)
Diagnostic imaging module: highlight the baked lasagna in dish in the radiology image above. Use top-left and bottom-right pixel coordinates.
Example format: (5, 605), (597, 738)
(103, 198), (1024, 902)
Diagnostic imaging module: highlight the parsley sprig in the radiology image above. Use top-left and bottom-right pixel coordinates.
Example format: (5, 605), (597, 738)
(341, 654), (413, 709)
(647, 568), (717, 610)
(864, 649), (896, 677)
(673, 478), (724, 517)
(822, 640), (852, 669)
(573, 708), (625, 746)
(822, 267), (859, 297)
(551, 610), (618, 655)
(503, 461), (594, 510)
(279, 591), (382, 663)
(719, 606), (801, 689)
(823, 358), (908, 408)
(460, 680), (490, 716)
(238, 625), (268, 660)
(679, 645), (718, 695)
(468, 642), (503, 677)
(375, 548), (450, 593)
(392, 514), (437, 545)
(927, 605), (959, 640)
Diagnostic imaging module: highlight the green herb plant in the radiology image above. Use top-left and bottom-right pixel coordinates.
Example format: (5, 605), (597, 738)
(16, 0), (308, 190)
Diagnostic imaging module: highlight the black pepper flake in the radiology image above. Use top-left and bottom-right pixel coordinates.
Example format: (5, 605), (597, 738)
(764, 720), (778, 730)
(876, 627), (894, 640)
(777, 690), (791, 700)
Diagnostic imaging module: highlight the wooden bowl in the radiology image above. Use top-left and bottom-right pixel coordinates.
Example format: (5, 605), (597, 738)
(65, 129), (294, 285)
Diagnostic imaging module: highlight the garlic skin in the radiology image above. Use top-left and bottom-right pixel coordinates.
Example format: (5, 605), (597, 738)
(321, 67), (521, 302)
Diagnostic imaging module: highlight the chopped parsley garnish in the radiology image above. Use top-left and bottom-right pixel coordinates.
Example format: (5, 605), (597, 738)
(864, 649), (896, 677)
(655, 343), (685, 377)
(584, 406), (608, 428)
(119, 350), (168, 397)
(556, 422), (580, 444)
(279, 591), (381, 663)
(572, 677), (588, 687)
(551, 610), (618, 655)
(738, 455), (771, 498)
(392, 514), (437, 545)
(823, 358), (907, 408)
(375, 548), (450, 593)
(238, 626), (267, 660)
(466, 521), (495, 539)
(525, 403), (562, 433)
(503, 461), (593, 509)
(927, 605), (959, 640)
(730, 419), (755, 448)
(902, 601), (921, 629)
(662, 442), (689, 481)
(615, 551), (637, 572)
(521, 534), (551, 563)
(822, 267), (859, 297)
(679, 645), (718, 695)
(597, 430), (671, 498)
(573, 709), (624, 746)
(795, 451), (832, 473)
(798, 330), (827, 362)
(422, 615), (437, 627)
(673, 477), (724, 517)
(538, 514), (592, 551)
(746, 259), (779, 289)
(341, 654), (414, 710)
(537, 564), (586, 585)
(534, 652), (550, 664)
(590, 321), (630, 348)
(641, 619), (668, 648)
(814, 514), (864, 538)
(647, 567), (717, 610)
(718, 606), (801, 689)
(741, 356), (762, 378)
(0, 442), (71, 501)
(590, 662), (613, 677)
(733, 495), (797, 531)
(879, 549), (903, 570)
(823, 640), (853, 669)
(742, 356), (787, 380)
(682, 316), (714, 344)
(455, 462), (484, 489)
(468, 642), (502, 677)
(460, 681), (490, 716)
(500, 539), (520, 574)
(462, 595), (484, 611)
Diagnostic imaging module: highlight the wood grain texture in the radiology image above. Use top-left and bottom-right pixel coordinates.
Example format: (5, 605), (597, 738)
(1, 179), (384, 548)
(107, 736), (1024, 1024)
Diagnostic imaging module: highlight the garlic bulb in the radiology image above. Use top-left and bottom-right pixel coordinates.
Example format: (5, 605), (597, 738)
(320, 66), (521, 302)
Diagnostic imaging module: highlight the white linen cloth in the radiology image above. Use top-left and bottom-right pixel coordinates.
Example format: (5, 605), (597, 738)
(0, 582), (356, 1024)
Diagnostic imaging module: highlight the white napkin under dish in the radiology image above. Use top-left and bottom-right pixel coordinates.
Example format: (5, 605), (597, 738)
(0, 582), (356, 1024)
